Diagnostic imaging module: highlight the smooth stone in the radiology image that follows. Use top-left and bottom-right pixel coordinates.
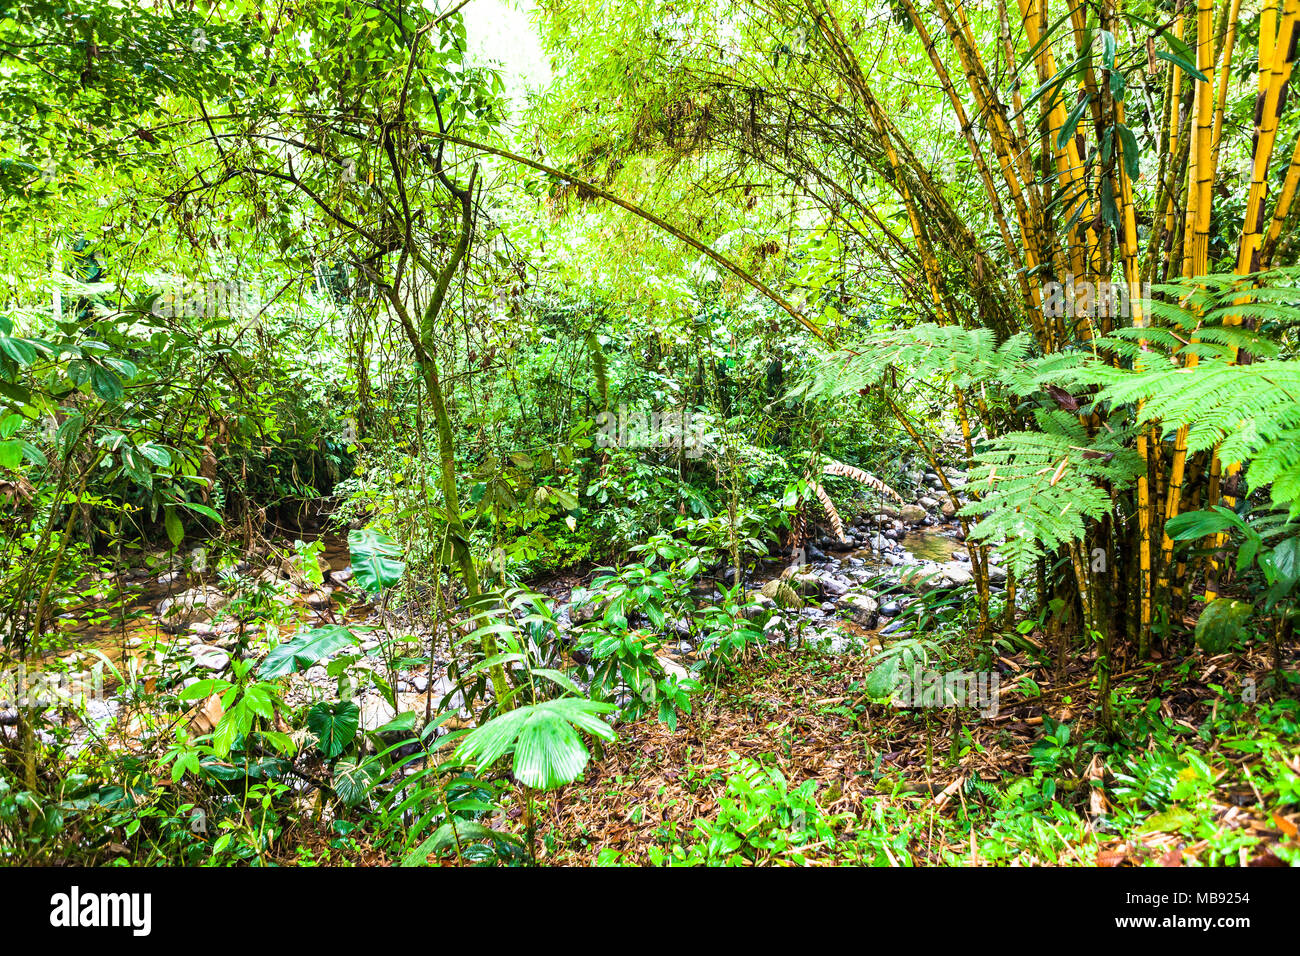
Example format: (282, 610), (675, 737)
(158, 587), (228, 633)
(190, 645), (230, 671)
(941, 562), (975, 586)
(843, 594), (879, 627)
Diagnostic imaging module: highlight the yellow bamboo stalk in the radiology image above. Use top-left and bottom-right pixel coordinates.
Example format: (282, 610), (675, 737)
(1015, 0), (1095, 281)
(1209, 0), (1245, 170)
(899, 0), (1037, 315)
(1161, 0), (1243, 598)
(1160, 0), (1219, 602)
(997, 0), (1045, 214)
(941, 0), (1051, 282)
(1207, 0), (1300, 600)
(812, 3), (951, 320)
(1262, 130), (1300, 265)
(1113, 91), (1154, 647)
(1162, 16), (1187, 244)
(1236, 0), (1298, 276)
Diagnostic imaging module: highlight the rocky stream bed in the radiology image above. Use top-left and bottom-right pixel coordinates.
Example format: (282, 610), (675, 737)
(4, 467), (1005, 755)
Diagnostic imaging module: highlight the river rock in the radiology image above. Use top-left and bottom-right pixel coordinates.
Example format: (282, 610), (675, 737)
(190, 644), (230, 671)
(742, 591), (776, 620)
(843, 594), (879, 627)
(898, 562), (943, 591)
(900, 504), (928, 524)
(818, 574), (850, 598)
(158, 587), (227, 633)
(84, 697), (119, 732)
(329, 565), (354, 585)
(940, 562), (974, 586)
(429, 675), (466, 712)
(658, 656), (690, 682)
(790, 572), (824, 598)
(761, 578), (802, 608)
(764, 613), (797, 641)
(358, 696), (396, 732)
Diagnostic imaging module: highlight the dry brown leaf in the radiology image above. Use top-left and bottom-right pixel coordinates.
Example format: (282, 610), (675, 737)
(1096, 846), (1129, 867)
(1272, 812), (1299, 840)
(188, 692), (224, 735)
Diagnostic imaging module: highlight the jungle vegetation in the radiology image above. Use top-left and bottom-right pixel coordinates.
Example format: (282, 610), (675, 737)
(0, 0), (1297, 867)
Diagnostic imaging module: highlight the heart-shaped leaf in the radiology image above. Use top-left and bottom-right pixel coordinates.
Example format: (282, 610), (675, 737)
(307, 700), (360, 758)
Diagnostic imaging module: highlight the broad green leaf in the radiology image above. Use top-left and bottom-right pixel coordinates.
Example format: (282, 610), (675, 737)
(348, 528), (406, 593)
(90, 366), (123, 402)
(137, 442), (171, 468)
(307, 700), (360, 758)
(259, 625), (358, 678)
(402, 820), (501, 866)
(1194, 599), (1252, 655)
(163, 508), (184, 547)
(455, 697), (616, 791)
(0, 336), (37, 366)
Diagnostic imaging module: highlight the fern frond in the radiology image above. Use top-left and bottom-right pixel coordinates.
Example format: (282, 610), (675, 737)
(810, 480), (846, 541)
(821, 459), (903, 501)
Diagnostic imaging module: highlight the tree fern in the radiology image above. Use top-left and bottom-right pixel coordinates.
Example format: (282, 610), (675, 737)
(807, 459), (903, 543)
(962, 410), (1142, 578)
(1087, 359), (1300, 510)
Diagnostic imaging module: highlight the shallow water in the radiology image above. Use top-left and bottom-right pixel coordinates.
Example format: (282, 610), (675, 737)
(897, 528), (959, 563)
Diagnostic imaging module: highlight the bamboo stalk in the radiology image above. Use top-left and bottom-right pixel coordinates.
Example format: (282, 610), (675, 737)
(1207, 0), (1300, 600)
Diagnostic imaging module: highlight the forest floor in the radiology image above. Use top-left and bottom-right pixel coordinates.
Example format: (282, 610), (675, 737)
(535, 641), (1300, 867)
(13, 511), (1299, 867)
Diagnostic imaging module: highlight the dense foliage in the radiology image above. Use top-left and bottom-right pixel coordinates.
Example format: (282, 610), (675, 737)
(0, 0), (1297, 867)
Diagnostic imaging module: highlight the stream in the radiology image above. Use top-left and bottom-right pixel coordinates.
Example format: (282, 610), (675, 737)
(4, 490), (1005, 746)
